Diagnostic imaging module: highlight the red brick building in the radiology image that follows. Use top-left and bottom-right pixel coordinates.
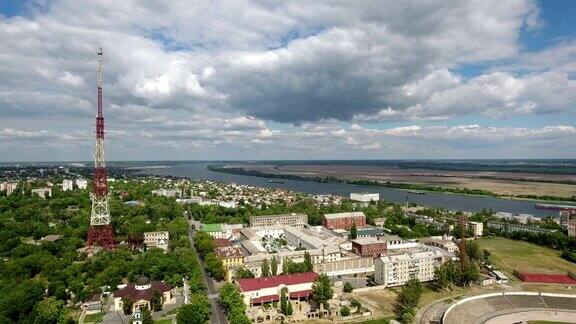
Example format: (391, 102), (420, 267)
(323, 212), (366, 230)
(351, 237), (387, 258)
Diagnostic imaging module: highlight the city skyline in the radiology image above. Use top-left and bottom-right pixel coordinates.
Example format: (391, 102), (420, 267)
(1, 0), (576, 161)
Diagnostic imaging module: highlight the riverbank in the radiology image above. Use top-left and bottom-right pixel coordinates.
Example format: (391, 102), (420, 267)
(207, 165), (576, 204)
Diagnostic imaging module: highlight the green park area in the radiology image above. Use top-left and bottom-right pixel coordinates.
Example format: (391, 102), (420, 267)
(477, 237), (575, 278)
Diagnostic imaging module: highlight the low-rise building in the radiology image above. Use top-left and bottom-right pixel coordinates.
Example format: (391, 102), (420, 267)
(249, 213), (308, 228)
(113, 277), (172, 312)
(235, 272), (317, 306)
(62, 179), (74, 191)
(374, 247), (451, 287)
(143, 231), (170, 251)
(215, 245), (245, 280)
(32, 187), (52, 198)
(313, 257), (374, 277)
(486, 221), (556, 235)
(420, 236), (458, 253)
(356, 226), (386, 238)
(351, 237), (387, 258)
(373, 218), (386, 227)
(151, 188), (181, 197)
(323, 211), (366, 230)
(350, 193), (379, 206)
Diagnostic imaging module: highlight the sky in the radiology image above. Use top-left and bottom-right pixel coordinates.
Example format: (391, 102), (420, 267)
(0, 0), (575, 161)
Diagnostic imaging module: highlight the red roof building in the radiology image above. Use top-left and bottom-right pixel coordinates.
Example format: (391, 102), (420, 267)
(113, 277), (173, 313)
(235, 272), (318, 305)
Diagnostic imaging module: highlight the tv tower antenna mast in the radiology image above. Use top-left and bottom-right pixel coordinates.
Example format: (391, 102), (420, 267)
(87, 46), (115, 250)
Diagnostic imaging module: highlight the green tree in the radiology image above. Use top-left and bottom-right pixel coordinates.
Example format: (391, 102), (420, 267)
(122, 296), (134, 315)
(280, 287), (288, 315)
(261, 258), (270, 277)
(141, 306), (154, 324)
(343, 282), (354, 293)
(303, 252), (313, 272)
(33, 297), (64, 324)
(349, 223), (357, 239)
(285, 301), (293, 316)
(151, 290), (162, 311)
(176, 295), (211, 324)
(271, 256), (278, 276)
(466, 240), (481, 260)
(234, 267), (255, 279)
(393, 278), (423, 323)
(312, 274), (333, 309)
(340, 305), (350, 317)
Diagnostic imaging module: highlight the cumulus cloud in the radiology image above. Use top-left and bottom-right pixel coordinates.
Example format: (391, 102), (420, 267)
(0, 0), (574, 160)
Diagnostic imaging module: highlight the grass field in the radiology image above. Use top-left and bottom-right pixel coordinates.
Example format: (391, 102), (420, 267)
(477, 237), (575, 278)
(83, 312), (103, 323)
(154, 319), (172, 324)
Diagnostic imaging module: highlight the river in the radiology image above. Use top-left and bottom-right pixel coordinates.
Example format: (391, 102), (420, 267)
(144, 162), (562, 217)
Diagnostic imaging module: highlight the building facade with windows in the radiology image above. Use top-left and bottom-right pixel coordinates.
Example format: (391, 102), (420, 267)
(235, 272), (318, 306)
(249, 213), (308, 228)
(143, 231), (170, 251)
(322, 212), (366, 230)
(374, 248), (450, 287)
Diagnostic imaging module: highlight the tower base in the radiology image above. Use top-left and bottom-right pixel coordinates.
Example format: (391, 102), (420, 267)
(87, 224), (115, 250)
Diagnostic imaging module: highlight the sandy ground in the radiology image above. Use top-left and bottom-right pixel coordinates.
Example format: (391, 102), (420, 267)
(240, 163), (576, 198)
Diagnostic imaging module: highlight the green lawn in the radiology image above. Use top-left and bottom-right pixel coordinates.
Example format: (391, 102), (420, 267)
(477, 237), (575, 278)
(154, 319), (172, 324)
(83, 312), (103, 323)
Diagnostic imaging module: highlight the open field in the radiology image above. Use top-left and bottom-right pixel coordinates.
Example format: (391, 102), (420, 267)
(237, 163), (576, 199)
(477, 238), (576, 278)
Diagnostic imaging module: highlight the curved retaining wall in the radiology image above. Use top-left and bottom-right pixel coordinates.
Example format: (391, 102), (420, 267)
(441, 291), (576, 323)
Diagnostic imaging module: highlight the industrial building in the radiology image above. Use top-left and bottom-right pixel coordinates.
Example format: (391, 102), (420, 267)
(249, 213), (308, 228)
(351, 237), (387, 258)
(323, 211), (366, 230)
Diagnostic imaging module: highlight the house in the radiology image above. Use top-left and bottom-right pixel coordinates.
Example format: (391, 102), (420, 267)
(113, 277), (172, 313)
(62, 179), (74, 191)
(235, 272), (318, 306)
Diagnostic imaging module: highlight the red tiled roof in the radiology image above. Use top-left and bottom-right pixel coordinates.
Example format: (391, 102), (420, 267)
(214, 238), (232, 248)
(289, 289), (313, 298)
(114, 281), (171, 301)
(251, 294), (279, 304)
(519, 273), (576, 284)
(236, 272), (318, 292)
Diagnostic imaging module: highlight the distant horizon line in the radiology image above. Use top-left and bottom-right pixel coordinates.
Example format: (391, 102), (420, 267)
(2, 158), (576, 164)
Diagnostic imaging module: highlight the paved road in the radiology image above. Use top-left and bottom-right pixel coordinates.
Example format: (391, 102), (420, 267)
(188, 228), (227, 324)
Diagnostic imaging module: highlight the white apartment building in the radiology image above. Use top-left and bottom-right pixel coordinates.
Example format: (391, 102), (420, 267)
(143, 231), (170, 251)
(62, 179), (74, 191)
(151, 188), (181, 197)
(374, 247), (451, 287)
(350, 192), (379, 203)
(32, 187), (52, 198)
(249, 213), (308, 228)
(467, 221), (484, 237)
(0, 182), (18, 195)
(76, 178), (88, 189)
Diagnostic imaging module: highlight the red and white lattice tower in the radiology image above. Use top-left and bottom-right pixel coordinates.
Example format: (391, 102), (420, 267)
(87, 46), (115, 249)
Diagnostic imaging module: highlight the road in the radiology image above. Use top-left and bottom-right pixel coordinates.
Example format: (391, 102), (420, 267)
(188, 227), (227, 324)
